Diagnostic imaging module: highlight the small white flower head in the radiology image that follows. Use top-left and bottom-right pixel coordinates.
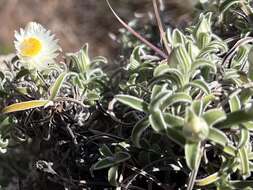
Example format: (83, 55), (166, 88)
(14, 22), (61, 71)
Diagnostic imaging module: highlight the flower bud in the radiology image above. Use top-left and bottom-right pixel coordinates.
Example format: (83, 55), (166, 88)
(183, 109), (209, 142)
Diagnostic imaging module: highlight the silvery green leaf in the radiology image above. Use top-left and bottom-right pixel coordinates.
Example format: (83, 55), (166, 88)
(229, 95), (241, 112)
(49, 72), (78, 100)
(185, 141), (201, 170)
(202, 94), (216, 111)
(191, 100), (203, 116)
(115, 95), (149, 112)
(127, 46), (143, 71)
(153, 65), (185, 86)
(163, 113), (184, 127)
(197, 32), (211, 49)
(149, 91), (172, 111)
(67, 44), (90, 73)
(149, 110), (167, 132)
(169, 45), (191, 74)
(193, 13), (212, 41)
(208, 128), (230, 147)
(203, 109), (226, 126)
(191, 59), (217, 74)
(131, 117), (149, 148)
(198, 40), (228, 58)
(239, 147), (250, 179)
(161, 92), (192, 110)
(238, 128), (249, 148)
(186, 41), (200, 61)
(166, 127), (185, 146)
(151, 84), (168, 100)
(216, 109), (253, 129)
(171, 29), (186, 47)
(187, 79), (211, 95)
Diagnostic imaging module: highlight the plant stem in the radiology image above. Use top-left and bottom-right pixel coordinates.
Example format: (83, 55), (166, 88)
(152, 0), (171, 55)
(105, 0), (168, 59)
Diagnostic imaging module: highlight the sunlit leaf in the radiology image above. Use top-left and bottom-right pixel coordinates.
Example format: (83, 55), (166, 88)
(196, 172), (220, 186)
(149, 110), (167, 132)
(115, 95), (149, 112)
(238, 147), (250, 179)
(185, 141), (201, 170)
(2, 100), (51, 114)
(203, 109), (226, 126)
(49, 72), (77, 100)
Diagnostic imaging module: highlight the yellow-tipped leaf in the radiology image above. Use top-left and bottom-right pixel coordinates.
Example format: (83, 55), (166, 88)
(2, 100), (51, 114)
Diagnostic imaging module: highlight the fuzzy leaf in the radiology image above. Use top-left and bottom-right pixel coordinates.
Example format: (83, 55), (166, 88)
(203, 109), (226, 126)
(151, 84), (167, 100)
(192, 100), (203, 116)
(153, 66), (184, 85)
(239, 147), (250, 179)
(149, 110), (167, 132)
(216, 109), (253, 129)
(163, 113), (184, 127)
(131, 117), (149, 148)
(229, 95), (241, 112)
(169, 45), (191, 74)
(185, 141), (201, 170)
(161, 92), (192, 110)
(208, 128), (229, 147)
(49, 72), (76, 100)
(115, 95), (149, 112)
(188, 79), (211, 95)
(166, 128), (185, 146)
(127, 46), (142, 71)
(191, 59), (217, 73)
(238, 128), (249, 148)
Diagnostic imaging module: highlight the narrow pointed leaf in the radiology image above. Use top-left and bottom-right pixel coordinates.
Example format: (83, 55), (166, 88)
(239, 147), (250, 178)
(195, 172), (220, 186)
(163, 113), (184, 127)
(131, 117), (149, 148)
(149, 111), (167, 132)
(161, 92), (192, 110)
(188, 79), (211, 95)
(185, 141), (201, 170)
(191, 59), (217, 73)
(203, 109), (226, 126)
(229, 95), (241, 112)
(49, 72), (77, 100)
(238, 128), (249, 148)
(2, 100), (51, 114)
(192, 100), (203, 116)
(115, 95), (149, 112)
(208, 128), (229, 147)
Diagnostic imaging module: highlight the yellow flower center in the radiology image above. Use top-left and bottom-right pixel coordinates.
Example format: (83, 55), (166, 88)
(20, 37), (42, 57)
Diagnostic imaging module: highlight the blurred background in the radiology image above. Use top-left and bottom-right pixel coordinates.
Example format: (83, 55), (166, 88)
(0, 0), (196, 59)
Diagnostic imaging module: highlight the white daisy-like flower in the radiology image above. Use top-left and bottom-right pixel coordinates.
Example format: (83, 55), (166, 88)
(14, 22), (61, 71)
